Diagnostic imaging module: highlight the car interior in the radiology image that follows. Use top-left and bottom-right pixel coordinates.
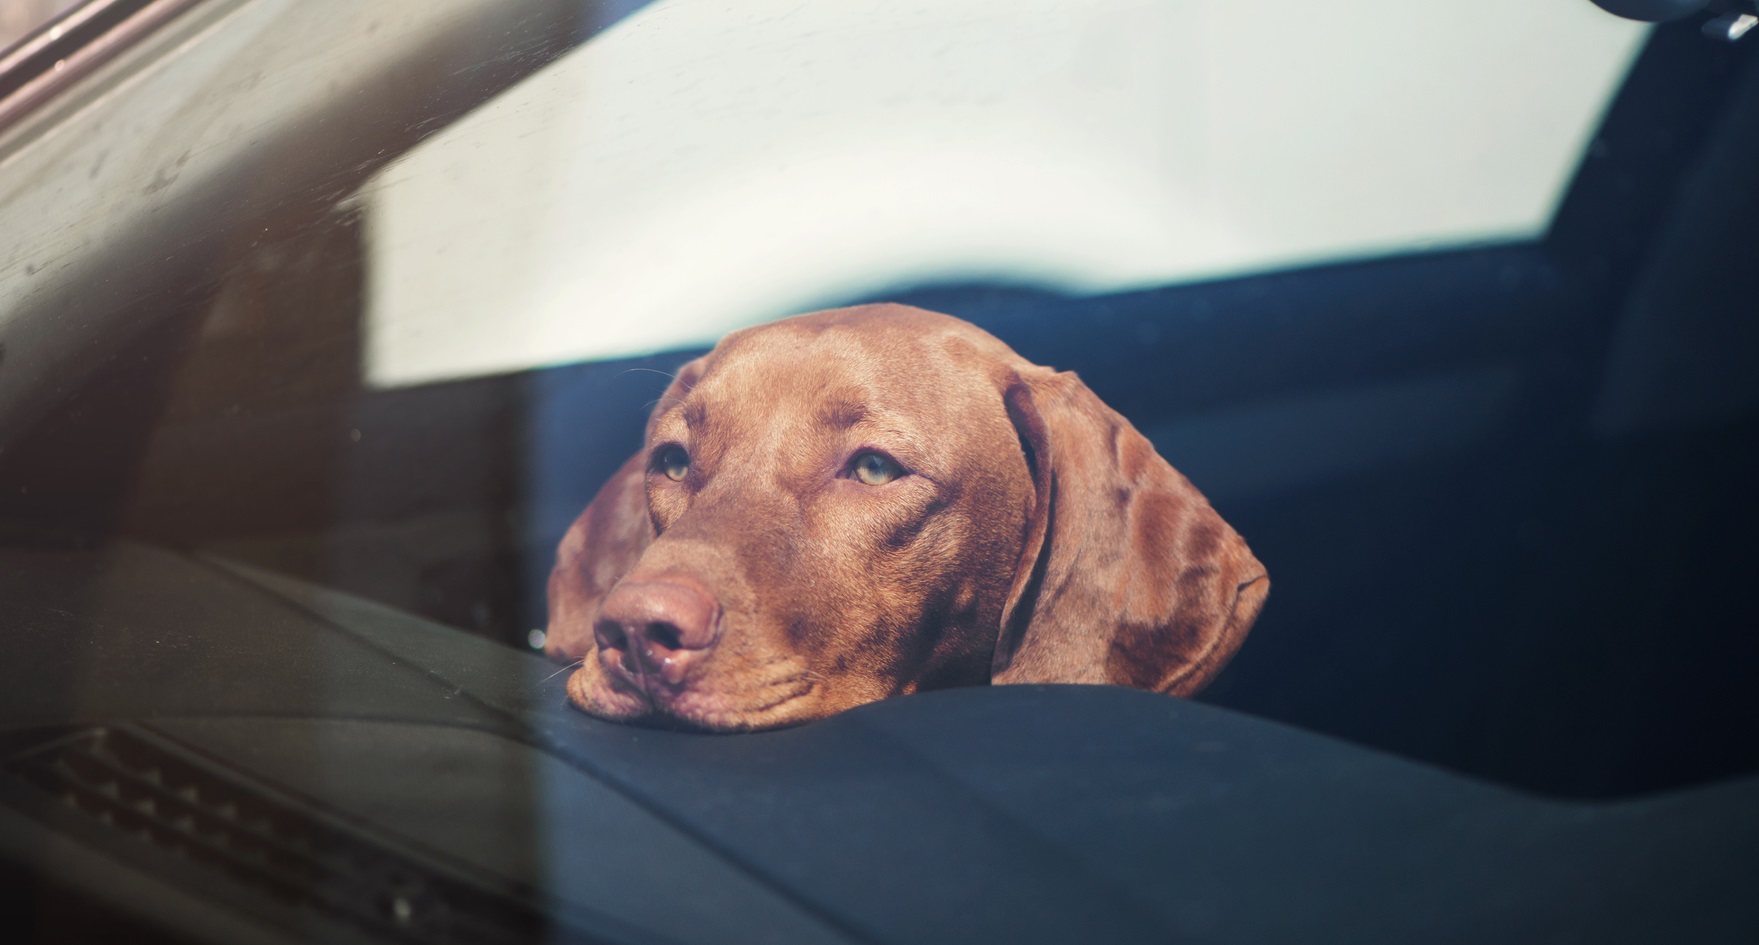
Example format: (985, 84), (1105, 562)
(0, 0), (1754, 942)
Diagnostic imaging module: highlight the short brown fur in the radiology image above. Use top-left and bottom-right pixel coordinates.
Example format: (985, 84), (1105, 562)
(546, 305), (1268, 731)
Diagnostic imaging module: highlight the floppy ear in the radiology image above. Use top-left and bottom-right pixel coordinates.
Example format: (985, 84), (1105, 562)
(993, 369), (1268, 695)
(544, 357), (707, 661)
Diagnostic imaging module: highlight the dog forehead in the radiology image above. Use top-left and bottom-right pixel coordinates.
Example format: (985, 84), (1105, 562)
(700, 319), (981, 410)
(718, 305), (1015, 362)
(655, 308), (1030, 457)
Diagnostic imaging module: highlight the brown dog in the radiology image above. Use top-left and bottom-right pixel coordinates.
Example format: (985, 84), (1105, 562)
(545, 304), (1267, 731)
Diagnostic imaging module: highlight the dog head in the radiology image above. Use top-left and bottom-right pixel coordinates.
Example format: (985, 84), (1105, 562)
(546, 305), (1266, 731)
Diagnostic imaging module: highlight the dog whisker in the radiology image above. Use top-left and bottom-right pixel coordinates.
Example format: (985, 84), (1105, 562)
(617, 367), (679, 382)
(536, 658), (585, 685)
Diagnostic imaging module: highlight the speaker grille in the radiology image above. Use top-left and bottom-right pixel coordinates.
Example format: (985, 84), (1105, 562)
(3, 726), (570, 944)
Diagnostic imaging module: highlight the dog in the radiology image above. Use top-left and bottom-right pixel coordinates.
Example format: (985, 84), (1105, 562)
(545, 304), (1267, 731)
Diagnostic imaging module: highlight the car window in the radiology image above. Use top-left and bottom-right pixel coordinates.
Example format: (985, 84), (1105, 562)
(0, 0), (1754, 805)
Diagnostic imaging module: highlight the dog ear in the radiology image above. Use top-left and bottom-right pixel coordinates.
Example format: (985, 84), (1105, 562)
(994, 369), (1268, 695)
(544, 357), (707, 661)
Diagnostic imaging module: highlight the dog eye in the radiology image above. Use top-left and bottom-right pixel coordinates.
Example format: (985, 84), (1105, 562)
(850, 451), (905, 486)
(654, 445), (690, 482)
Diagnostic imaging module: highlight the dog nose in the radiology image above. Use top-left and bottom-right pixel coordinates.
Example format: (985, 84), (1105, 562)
(594, 579), (723, 688)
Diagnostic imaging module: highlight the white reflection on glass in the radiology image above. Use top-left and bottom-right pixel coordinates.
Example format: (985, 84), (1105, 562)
(361, 0), (1644, 388)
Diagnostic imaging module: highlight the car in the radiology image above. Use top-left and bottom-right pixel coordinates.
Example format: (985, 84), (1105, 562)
(0, 0), (1754, 942)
